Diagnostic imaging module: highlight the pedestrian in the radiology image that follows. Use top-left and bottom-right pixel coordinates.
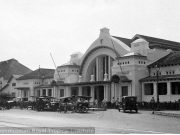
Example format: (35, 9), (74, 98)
(94, 99), (98, 108)
(115, 98), (120, 109)
(111, 97), (115, 109)
(102, 99), (107, 110)
(150, 97), (155, 114)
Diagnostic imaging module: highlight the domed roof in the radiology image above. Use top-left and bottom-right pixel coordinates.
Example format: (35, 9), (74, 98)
(132, 38), (148, 44)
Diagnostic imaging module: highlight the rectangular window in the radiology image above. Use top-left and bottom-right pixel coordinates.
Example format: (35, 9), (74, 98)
(158, 83), (167, 95)
(71, 87), (79, 96)
(144, 83), (154, 95)
(12, 83), (16, 86)
(48, 89), (52, 96)
(171, 82), (180, 95)
(12, 92), (15, 97)
(37, 90), (40, 97)
(122, 86), (128, 96)
(60, 89), (64, 97)
(43, 89), (46, 96)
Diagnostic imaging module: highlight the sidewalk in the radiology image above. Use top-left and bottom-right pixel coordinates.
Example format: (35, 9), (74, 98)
(154, 110), (180, 118)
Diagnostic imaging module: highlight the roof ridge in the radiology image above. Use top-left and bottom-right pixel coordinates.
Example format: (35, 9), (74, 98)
(135, 34), (180, 45)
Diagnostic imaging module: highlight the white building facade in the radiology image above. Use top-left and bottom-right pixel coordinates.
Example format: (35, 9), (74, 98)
(54, 28), (180, 102)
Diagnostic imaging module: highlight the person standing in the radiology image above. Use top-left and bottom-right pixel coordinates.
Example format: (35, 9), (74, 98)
(150, 97), (155, 114)
(111, 97), (115, 109)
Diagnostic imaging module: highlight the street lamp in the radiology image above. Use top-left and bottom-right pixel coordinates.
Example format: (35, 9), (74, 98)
(155, 64), (160, 111)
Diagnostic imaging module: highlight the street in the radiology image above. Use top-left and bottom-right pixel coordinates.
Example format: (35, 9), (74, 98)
(0, 109), (179, 134)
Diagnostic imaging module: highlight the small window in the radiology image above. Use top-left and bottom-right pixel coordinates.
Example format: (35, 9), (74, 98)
(171, 82), (180, 95)
(12, 92), (16, 97)
(12, 83), (16, 86)
(43, 89), (46, 96)
(48, 89), (52, 96)
(144, 83), (154, 95)
(60, 89), (64, 97)
(158, 83), (167, 95)
(166, 71), (168, 75)
(139, 61), (141, 64)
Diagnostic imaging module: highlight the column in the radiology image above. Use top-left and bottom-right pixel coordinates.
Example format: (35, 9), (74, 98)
(20, 90), (23, 98)
(79, 87), (82, 96)
(40, 89), (42, 96)
(119, 85), (122, 101)
(142, 82), (144, 101)
(96, 57), (99, 81)
(153, 82), (157, 101)
(167, 82), (171, 101)
(111, 83), (115, 101)
(104, 85), (108, 101)
(108, 56), (111, 80)
(52, 87), (55, 98)
(90, 86), (95, 102)
(46, 89), (48, 96)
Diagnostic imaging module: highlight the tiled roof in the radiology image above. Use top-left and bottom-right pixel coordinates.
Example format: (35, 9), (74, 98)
(140, 74), (180, 82)
(133, 34), (180, 51)
(17, 68), (55, 80)
(113, 34), (180, 51)
(0, 59), (32, 80)
(112, 36), (132, 47)
(148, 51), (180, 68)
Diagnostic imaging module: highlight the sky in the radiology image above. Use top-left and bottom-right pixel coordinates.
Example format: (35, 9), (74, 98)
(0, 0), (180, 70)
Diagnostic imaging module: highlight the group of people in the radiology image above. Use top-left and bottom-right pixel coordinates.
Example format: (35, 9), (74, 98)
(93, 97), (121, 110)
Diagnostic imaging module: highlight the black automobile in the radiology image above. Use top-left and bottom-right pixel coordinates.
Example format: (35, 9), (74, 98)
(119, 96), (138, 113)
(35, 96), (55, 111)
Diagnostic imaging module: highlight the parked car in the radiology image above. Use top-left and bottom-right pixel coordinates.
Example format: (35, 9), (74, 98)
(119, 96), (138, 113)
(75, 96), (91, 113)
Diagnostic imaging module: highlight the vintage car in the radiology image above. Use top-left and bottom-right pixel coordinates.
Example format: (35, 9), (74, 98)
(58, 95), (91, 113)
(35, 96), (56, 111)
(119, 96), (138, 113)
(74, 96), (91, 113)
(58, 96), (74, 113)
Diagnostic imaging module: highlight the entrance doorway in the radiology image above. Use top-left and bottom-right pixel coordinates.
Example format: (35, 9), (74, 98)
(82, 86), (91, 96)
(122, 86), (128, 96)
(71, 87), (79, 96)
(94, 85), (104, 101)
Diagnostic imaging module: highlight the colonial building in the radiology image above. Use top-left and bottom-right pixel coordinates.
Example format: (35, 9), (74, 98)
(0, 75), (22, 97)
(140, 51), (180, 102)
(13, 28), (180, 102)
(16, 68), (54, 101)
(53, 28), (180, 102)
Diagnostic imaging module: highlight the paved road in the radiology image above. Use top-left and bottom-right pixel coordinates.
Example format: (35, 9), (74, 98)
(0, 109), (179, 133)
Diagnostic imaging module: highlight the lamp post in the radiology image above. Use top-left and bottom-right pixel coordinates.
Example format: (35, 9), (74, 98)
(155, 64), (160, 111)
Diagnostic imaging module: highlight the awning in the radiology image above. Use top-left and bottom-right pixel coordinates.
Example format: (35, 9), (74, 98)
(56, 81), (111, 86)
(15, 87), (30, 90)
(34, 85), (53, 89)
(140, 74), (180, 82)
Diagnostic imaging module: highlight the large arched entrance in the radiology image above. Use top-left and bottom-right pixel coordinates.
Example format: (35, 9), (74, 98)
(80, 46), (117, 82)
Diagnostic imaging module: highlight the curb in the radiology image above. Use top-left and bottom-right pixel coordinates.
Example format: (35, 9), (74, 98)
(154, 111), (180, 118)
